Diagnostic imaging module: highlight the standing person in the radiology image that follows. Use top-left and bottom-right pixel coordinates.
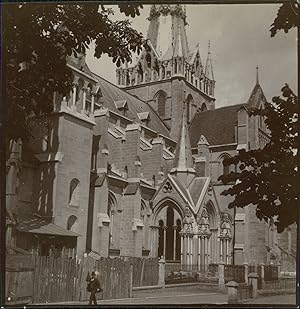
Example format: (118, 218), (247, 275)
(87, 271), (102, 305)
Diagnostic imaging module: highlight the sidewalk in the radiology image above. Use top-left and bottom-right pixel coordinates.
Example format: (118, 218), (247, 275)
(243, 294), (296, 305)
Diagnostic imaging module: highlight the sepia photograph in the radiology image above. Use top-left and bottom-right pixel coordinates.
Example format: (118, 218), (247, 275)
(2, 1), (298, 307)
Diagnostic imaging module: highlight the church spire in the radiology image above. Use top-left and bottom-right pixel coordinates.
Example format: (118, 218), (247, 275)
(205, 40), (214, 81)
(247, 66), (267, 107)
(146, 4), (189, 60)
(170, 94), (195, 186)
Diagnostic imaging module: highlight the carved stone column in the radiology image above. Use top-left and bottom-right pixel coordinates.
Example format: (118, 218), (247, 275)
(173, 225), (177, 260)
(72, 82), (78, 108)
(163, 226), (167, 258)
(180, 233), (184, 266)
(81, 87), (87, 114)
(198, 236), (201, 271)
(151, 69), (154, 82)
(220, 238), (223, 262)
(91, 92), (96, 114)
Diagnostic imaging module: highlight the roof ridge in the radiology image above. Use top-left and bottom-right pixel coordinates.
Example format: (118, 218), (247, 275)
(194, 103), (248, 115)
(91, 71), (171, 134)
(213, 103), (248, 110)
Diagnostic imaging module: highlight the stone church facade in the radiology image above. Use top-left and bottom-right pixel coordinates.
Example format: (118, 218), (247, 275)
(6, 4), (296, 271)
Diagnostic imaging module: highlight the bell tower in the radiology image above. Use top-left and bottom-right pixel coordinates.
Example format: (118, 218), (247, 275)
(116, 4), (216, 140)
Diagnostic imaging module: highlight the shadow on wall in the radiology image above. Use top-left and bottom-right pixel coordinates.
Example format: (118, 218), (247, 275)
(29, 116), (60, 218)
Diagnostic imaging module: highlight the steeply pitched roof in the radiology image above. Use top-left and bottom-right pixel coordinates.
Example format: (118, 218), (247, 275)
(124, 182), (139, 195)
(91, 72), (170, 137)
(171, 109), (195, 173)
(67, 54), (94, 78)
(17, 216), (80, 237)
(188, 178), (207, 205)
(168, 175), (194, 207)
(247, 83), (267, 108)
(189, 104), (247, 147)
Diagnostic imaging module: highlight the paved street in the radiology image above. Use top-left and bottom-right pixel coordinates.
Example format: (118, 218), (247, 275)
(100, 290), (227, 305)
(96, 290), (296, 306)
(42, 285), (296, 306)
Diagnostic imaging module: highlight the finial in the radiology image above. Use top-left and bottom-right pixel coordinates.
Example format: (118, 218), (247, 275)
(208, 40), (211, 54)
(256, 66), (259, 85)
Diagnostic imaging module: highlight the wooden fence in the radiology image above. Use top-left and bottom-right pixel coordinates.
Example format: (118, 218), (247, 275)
(262, 277), (296, 290)
(6, 267), (35, 305)
(122, 257), (159, 287)
(95, 258), (132, 300)
(264, 265), (279, 281)
(6, 254), (35, 305)
(6, 254), (159, 305)
(224, 264), (245, 283)
(32, 256), (81, 303)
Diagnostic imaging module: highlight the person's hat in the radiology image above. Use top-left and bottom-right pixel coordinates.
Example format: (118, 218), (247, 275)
(91, 271), (96, 275)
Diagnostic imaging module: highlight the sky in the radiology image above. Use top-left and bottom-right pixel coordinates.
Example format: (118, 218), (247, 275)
(86, 4), (297, 108)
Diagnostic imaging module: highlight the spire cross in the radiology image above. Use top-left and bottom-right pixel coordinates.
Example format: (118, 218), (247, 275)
(256, 66), (259, 84)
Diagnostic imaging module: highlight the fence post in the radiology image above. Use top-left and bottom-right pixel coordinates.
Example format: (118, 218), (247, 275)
(158, 258), (166, 288)
(129, 264), (133, 298)
(218, 260), (225, 293)
(248, 272), (259, 299)
(243, 262), (248, 284)
(277, 262), (281, 279)
(226, 281), (239, 304)
(260, 261), (265, 289)
(79, 254), (87, 301)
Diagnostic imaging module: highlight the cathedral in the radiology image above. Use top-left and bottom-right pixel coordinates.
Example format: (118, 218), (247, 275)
(6, 4), (296, 272)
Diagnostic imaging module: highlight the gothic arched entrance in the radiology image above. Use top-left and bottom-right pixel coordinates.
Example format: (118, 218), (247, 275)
(152, 200), (182, 261)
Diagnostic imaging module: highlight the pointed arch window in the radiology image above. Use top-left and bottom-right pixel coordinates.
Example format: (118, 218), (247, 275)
(69, 178), (80, 206)
(209, 82), (213, 96)
(141, 200), (148, 249)
(137, 63), (143, 84)
(108, 191), (118, 248)
(223, 161), (230, 176)
(156, 91), (167, 117)
(200, 103), (207, 112)
(67, 215), (78, 232)
(186, 94), (194, 124)
(145, 53), (152, 68)
(220, 154), (235, 177)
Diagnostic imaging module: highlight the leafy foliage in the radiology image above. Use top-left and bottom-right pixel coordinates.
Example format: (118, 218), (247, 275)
(219, 85), (298, 232)
(270, 1), (299, 37)
(3, 3), (144, 142)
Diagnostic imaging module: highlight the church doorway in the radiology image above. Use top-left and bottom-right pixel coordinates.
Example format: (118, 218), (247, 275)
(155, 202), (182, 262)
